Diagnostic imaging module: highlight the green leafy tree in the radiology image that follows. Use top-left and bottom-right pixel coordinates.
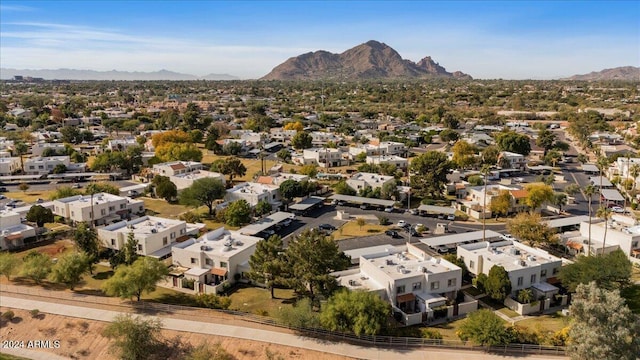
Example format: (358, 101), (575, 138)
(481, 145), (500, 166)
(49, 186), (82, 200)
(439, 128), (459, 142)
(155, 142), (203, 162)
(0, 252), (20, 280)
(452, 140), (478, 169)
(155, 179), (178, 201)
(20, 251), (53, 284)
(333, 180), (356, 195)
(485, 265), (512, 301)
(568, 282), (640, 360)
(254, 199), (273, 216)
(18, 182), (29, 192)
(467, 175), (484, 186)
(285, 229), (350, 301)
(276, 148), (291, 162)
(291, 131), (313, 150)
(52, 164), (67, 174)
(248, 235), (286, 298)
(457, 309), (512, 346)
(559, 249), (631, 292)
(179, 178), (226, 215)
(506, 212), (558, 246)
(103, 315), (164, 360)
(210, 157), (246, 184)
(103, 257), (169, 301)
(320, 289), (391, 336)
(490, 190), (512, 219)
(224, 199), (252, 227)
(85, 182), (120, 196)
(14, 141), (28, 173)
(443, 254), (469, 280)
(49, 252), (91, 289)
(495, 131), (531, 156)
(26, 205), (54, 227)
(536, 129), (557, 155)
(524, 183), (554, 212)
(356, 217), (366, 230)
(410, 151), (452, 198)
(279, 179), (302, 209)
(74, 222), (100, 270)
(298, 164), (318, 177)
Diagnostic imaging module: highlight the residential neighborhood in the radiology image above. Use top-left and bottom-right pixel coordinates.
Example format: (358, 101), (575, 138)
(0, 73), (639, 360)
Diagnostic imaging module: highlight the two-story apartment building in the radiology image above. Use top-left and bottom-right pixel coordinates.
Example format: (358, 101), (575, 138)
(0, 209), (36, 250)
(31, 142), (67, 157)
(568, 219), (640, 259)
(171, 227), (262, 292)
(97, 215), (204, 259)
(24, 156), (73, 175)
(0, 157), (21, 176)
(152, 161), (204, 177)
(457, 184), (528, 219)
(457, 240), (562, 296)
(366, 155), (408, 170)
(498, 151), (526, 170)
(53, 193), (145, 226)
(225, 182), (281, 208)
(293, 148), (348, 168)
(335, 243), (462, 324)
(346, 172), (395, 192)
(107, 138), (138, 151)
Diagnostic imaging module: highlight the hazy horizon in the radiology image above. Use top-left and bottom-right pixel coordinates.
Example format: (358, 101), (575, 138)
(1, 1), (638, 80)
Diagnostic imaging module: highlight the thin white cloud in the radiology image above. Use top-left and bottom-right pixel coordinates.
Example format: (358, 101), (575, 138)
(0, 4), (36, 12)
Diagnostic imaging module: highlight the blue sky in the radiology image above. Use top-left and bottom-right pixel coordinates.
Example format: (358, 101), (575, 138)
(1, 1), (638, 79)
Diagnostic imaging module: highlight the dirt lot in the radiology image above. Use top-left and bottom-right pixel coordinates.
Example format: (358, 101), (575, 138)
(0, 308), (355, 360)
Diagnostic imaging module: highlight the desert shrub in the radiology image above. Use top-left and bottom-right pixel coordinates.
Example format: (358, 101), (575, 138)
(1, 310), (14, 321)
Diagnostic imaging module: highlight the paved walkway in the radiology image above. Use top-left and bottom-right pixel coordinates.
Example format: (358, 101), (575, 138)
(0, 294), (566, 360)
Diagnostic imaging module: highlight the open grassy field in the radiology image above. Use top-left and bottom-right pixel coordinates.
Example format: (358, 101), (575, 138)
(333, 220), (389, 240)
(142, 197), (192, 218)
(227, 286), (296, 316)
(430, 317), (468, 340)
(5, 190), (55, 203)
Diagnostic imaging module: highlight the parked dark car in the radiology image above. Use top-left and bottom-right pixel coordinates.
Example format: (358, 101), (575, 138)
(385, 230), (402, 238)
(318, 224), (336, 232)
(0, 187), (7, 192)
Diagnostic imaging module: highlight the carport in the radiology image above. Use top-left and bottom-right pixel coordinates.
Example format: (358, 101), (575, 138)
(419, 230), (502, 248)
(417, 204), (455, 216)
(601, 189), (624, 205)
(238, 211), (295, 236)
(289, 196), (325, 214)
(328, 194), (394, 208)
(544, 215), (590, 232)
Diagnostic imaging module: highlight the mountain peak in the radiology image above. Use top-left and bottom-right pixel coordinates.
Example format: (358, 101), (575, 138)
(562, 66), (640, 81)
(261, 41), (471, 80)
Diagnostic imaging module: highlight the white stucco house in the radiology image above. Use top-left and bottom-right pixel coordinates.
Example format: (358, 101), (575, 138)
(52, 193), (145, 226)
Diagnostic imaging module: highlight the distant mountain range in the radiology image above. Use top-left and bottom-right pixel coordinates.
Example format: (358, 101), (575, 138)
(261, 40), (471, 80)
(0, 68), (240, 81)
(563, 66), (640, 81)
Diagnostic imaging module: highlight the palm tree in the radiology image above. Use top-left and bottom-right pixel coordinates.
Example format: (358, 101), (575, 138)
(596, 156), (610, 208)
(630, 164), (640, 207)
(584, 184), (597, 256)
(596, 206), (612, 255)
(480, 165), (491, 242)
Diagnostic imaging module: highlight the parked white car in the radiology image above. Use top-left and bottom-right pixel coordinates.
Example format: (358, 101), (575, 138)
(397, 220), (406, 227)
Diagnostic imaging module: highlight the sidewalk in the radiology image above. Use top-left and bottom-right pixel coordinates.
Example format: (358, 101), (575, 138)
(0, 294), (566, 360)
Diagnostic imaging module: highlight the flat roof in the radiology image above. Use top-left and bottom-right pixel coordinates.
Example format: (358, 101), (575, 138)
(582, 164), (599, 172)
(420, 230), (502, 247)
(328, 194), (394, 207)
(601, 189), (624, 201)
(417, 205), (455, 215)
(459, 240), (561, 271)
(545, 215), (591, 229)
(344, 244), (403, 264)
(289, 196), (325, 211)
(589, 176), (613, 187)
(238, 211), (295, 235)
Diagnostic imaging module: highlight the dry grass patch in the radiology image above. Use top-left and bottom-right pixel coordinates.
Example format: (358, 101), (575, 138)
(5, 190), (54, 203)
(333, 220), (388, 240)
(142, 197), (192, 218)
(514, 313), (569, 333)
(228, 286), (296, 316)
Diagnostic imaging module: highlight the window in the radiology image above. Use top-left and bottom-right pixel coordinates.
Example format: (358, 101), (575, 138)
(170, 232), (175, 239)
(101, 209), (106, 215)
(205, 259), (213, 266)
(71, 211), (75, 216)
(180, 229), (185, 235)
(137, 244), (142, 251)
(517, 277), (523, 286)
(120, 204), (125, 209)
(633, 241), (639, 248)
(163, 238), (168, 246)
(553, 267), (559, 275)
(448, 278), (457, 287)
(541, 269), (547, 277)
(431, 281), (440, 290)
(530, 274), (537, 284)
(220, 261), (227, 268)
(412, 282), (421, 290)
(109, 206), (115, 211)
(396, 285), (406, 294)
(111, 239), (115, 246)
(469, 260), (475, 270)
(190, 258), (197, 264)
